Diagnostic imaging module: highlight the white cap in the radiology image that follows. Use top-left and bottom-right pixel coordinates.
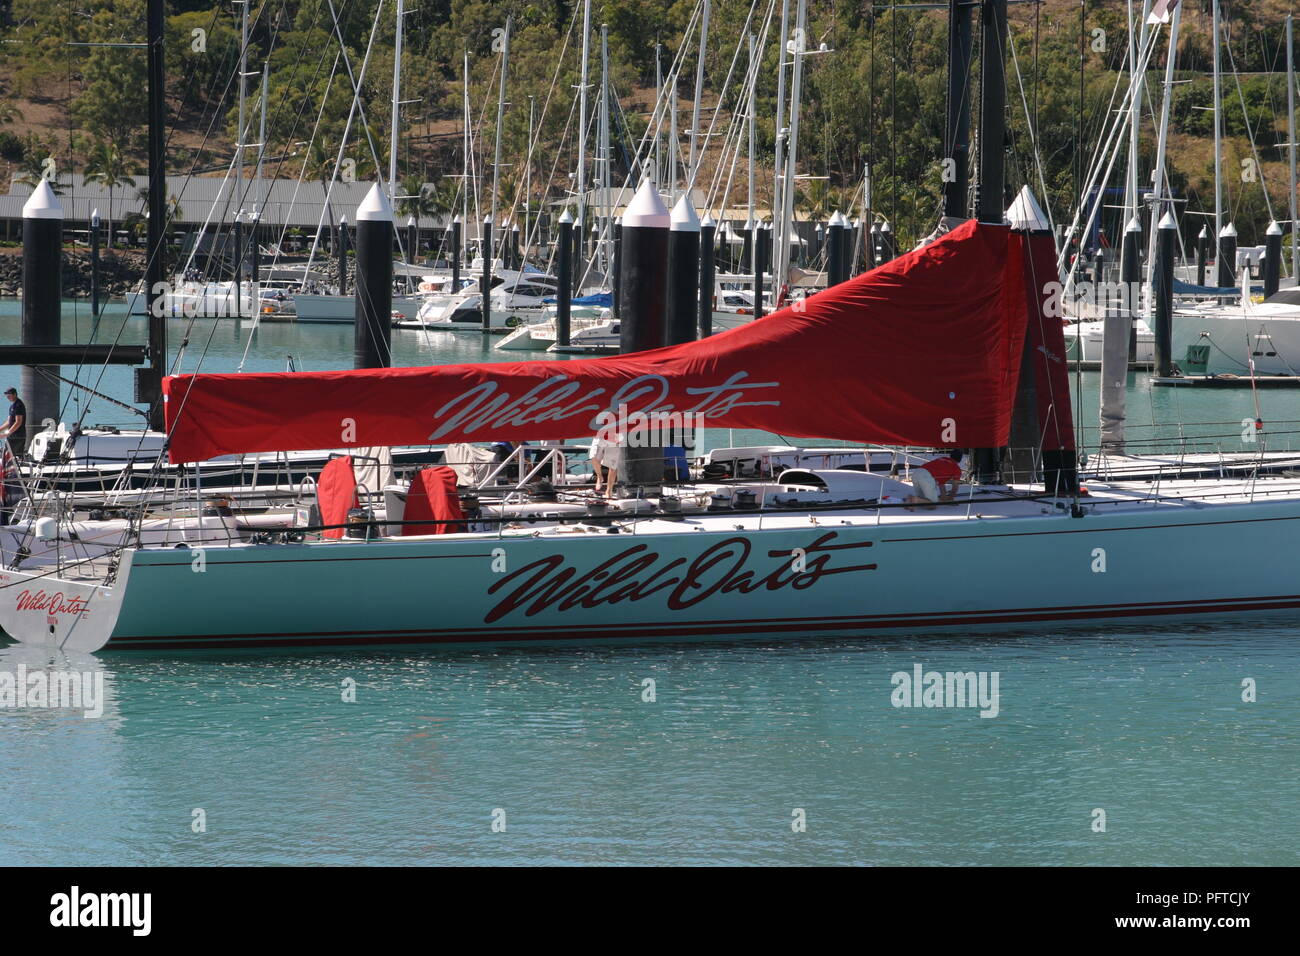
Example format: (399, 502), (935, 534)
(1005, 185), (1051, 232)
(701, 214), (715, 228)
(1267, 220), (1283, 236)
(339, 214), (348, 225)
(1220, 222), (1237, 238)
(91, 207), (101, 226)
(558, 209), (573, 224)
(881, 219), (893, 233)
(406, 215), (416, 227)
(354, 184), (392, 223)
(1198, 225), (1208, 238)
(1125, 216), (1142, 234)
(623, 177), (669, 229)
(23, 178), (62, 220)
(453, 213), (462, 224)
(670, 194), (700, 232)
(1158, 211), (1178, 230)
(828, 211), (845, 227)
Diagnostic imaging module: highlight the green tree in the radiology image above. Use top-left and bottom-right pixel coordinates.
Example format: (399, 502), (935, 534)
(84, 140), (138, 249)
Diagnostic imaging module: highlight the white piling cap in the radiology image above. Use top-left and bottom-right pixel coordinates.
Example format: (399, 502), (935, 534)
(701, 214), (716, 228)
(1125, 216), (1142, 234)
(1267, 220), (1283, 236)
(670, 195), (699, 232)
(1220, 222), (1237, 238)
(1198, 225), (1208, 238)
(1005, 185), (1051, 232)
(558, 209), (573, 224)
(454, 213), (462, 224)
(881, 219), (893, 233)
(406, 215), (416, 227)
(23, 179), (62, 220)
(828, 211), (846, 227)
(339, 214), (348, 225)
(354, 184), (391, 223)
(91, 207), (101, 226)
(1158, 211), (1178, 230)
(623, 177), (669, 229)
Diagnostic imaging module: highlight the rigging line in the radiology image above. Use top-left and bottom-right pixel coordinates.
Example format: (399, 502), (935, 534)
(1058, 27), (1164, 285)
(1224, 30), (1275, 223)
(506, 0), (580, 258)
(697, 0), (767, 212)
(302, 0), (387, 280)
(1007, 23), (1055, 238)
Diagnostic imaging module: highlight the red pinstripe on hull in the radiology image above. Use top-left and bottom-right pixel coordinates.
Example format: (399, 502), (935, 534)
(103, 594), (1300, 651)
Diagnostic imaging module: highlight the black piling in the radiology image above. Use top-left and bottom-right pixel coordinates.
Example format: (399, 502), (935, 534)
(406, 216), (418, 266)
(1265, 220), (1282, 298)
(665, 195), (700, 345)
(1120, 217), (1142, 362)
(90, 207), (101, 323)
(699, 215), (716, 337)
(481, 216), (493, 333)
(1196, 225), (1208, 287)
(1154, 211), (1177, 378)
(827, 212), (847, 287)
(353, 184), (393, 369)
(612, 218), (623, 318)
(752, 221), (766, 319)
(20, 180), (62, 440)
(337, 216), (349, 296)
(556, 210), (573, 348)
(1217, 223), (1237, 288)
(451, 215), (462, 291)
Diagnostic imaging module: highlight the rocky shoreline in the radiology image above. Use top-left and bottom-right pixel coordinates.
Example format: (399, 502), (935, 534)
(0, 247), (148, 299)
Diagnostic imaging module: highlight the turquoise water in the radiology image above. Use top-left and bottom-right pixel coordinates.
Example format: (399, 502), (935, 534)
(1, 628), (1295, 865)
(1, 299), (1298, 866)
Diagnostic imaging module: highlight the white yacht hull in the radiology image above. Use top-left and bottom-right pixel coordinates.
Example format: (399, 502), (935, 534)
(7, 485), (1300, 653)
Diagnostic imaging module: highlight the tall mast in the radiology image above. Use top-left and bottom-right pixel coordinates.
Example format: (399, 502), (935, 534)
(389, 0), (404, 201)
(1212, 0), (1222, 244)
(1289, 15), (1297, 280)
(688, 0), (711, 184)
(145, 0), (166, 430)
(489, 16), (511, 268)
(462, 50), (470, 233)
(747, 33), (756, 232)
(776, 0), (807, 288)
(577, 0), (591, 239)
(655, 44), (664, 183)
(256, 63), (267, 218)
(237, 0), (247, 201)
(771, 0), (791, 293)
(600, 24), (610, 276)
(669, 74), (678, 201)
(525, 94), (534, 266)
(1146, 4), (1180, 296)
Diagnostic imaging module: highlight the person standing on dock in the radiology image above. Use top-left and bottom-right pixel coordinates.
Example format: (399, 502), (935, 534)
(1, 387), (27, 457)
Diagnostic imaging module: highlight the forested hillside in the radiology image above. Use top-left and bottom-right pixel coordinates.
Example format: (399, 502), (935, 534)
(0, 0), (1295, 247)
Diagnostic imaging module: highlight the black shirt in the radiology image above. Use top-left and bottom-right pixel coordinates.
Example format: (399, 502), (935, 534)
(6, 398), (25, 443)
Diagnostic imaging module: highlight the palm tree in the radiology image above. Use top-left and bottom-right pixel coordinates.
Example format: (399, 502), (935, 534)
(395, 176), (436, 228)
(83, 140), (138, 249)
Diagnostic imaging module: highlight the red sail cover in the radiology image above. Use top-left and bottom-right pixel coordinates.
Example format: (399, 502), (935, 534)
(401, 466), (465, 535)
(164, 220), (1024, 463)
(316, 455), (358, 540)
(1013, 230), (1077, 452)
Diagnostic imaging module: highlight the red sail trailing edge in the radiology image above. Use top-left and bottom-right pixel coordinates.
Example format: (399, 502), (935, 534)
(164, 219), (1025, 463)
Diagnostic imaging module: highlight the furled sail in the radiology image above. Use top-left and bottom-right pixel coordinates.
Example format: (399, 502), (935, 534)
(165, 219), (1027, 463)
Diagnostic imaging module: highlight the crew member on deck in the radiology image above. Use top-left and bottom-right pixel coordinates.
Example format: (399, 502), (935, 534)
(1, 387), (26, 457)
(906, 450), (964, 507)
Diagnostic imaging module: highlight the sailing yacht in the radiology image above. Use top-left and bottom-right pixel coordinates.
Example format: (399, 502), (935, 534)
(10, 206), (1300, 653)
